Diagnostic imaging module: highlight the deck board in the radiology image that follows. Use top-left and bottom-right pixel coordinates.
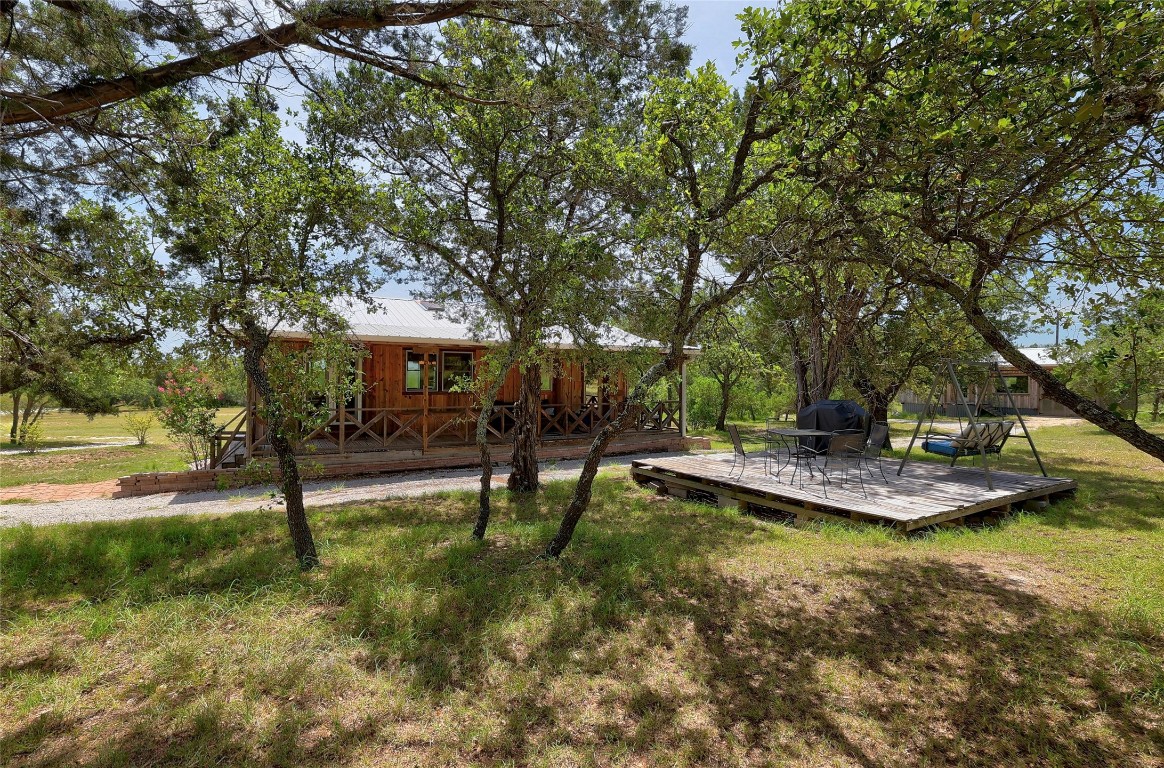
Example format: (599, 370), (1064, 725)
(631, 453), (1076, 530)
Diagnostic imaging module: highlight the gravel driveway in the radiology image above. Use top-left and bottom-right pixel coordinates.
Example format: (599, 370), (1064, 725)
(0, 452), (686, 528)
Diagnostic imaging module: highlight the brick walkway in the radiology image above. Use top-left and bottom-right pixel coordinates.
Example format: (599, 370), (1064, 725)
(0, 480), (119, 502)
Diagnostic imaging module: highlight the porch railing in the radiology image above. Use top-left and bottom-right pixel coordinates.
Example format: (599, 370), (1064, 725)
(209, 399), (680, 468)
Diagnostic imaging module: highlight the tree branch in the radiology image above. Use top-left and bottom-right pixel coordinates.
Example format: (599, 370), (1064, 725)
(2, 1), (501, 126)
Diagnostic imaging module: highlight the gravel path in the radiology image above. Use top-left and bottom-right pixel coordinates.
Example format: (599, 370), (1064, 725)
(0, 452), (688, 528)
(0, 439), (138, 455)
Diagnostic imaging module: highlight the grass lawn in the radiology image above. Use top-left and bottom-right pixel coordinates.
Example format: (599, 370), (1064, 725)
(0, 409), (237, 487)
(2, 424), (1163, 766)
(0, 444), (192, 488)
(1, 408), (173, 449)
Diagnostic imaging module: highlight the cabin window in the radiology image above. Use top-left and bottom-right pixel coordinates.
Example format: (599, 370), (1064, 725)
(1001, 376), (1029, 395)
(404, 350), (437, 393)
(441, 351), (475, 391)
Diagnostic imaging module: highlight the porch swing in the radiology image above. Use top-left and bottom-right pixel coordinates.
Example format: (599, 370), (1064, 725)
(897, 358), (1048, 490)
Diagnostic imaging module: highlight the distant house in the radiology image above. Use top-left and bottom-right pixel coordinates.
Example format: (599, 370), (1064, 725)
(898, 347), (1076, 417)
(210, 298), (696, 470)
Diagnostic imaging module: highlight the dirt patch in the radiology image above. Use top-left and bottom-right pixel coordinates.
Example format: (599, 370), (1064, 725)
(892, 416), (1085, 431)
(0, 481), (118, 502)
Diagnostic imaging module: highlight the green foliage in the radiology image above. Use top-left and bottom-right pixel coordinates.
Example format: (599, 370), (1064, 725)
(692, 313), (776, 427)
(1, 200), (162, 416)
(156, 96), (378, 352)
(725, 0), (1164, 458)
(685, 374), (721, 429)
(1056, 290), (1164, 419)
(122, 412), (155, 446)
(158, 365), (219, 469)
(309, 10), (682, 370)
(18, 421), (44, 454)
(259, 340), (367, 447)
(155, 93), (380, 436)
(153, 92), (383, 565)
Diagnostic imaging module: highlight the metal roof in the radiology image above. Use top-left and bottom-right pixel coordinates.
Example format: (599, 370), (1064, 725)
(273, 297), (687, 352)
(992, 347), (1059, 367)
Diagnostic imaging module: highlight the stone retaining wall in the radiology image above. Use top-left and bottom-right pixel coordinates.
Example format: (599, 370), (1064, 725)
(115, 435), (710, 498)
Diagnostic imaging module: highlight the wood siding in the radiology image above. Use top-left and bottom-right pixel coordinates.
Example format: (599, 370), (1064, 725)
(898, 365), (1077, 417)
(258, 342), (632, 411)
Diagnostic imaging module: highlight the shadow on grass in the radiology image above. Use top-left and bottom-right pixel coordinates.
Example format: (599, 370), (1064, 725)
(3, 477), (1163, 766)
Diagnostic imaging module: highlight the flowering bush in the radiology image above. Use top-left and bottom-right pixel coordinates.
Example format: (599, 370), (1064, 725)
(158, 365), (219, 469)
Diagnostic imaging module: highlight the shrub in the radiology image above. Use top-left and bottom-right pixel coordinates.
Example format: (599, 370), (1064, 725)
(19, 421), (45, 454)
(158, 366), (220, 469)
(123, 413), (155, 446)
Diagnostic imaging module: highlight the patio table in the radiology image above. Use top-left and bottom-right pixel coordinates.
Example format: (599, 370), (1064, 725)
(765, 428), (835, 483)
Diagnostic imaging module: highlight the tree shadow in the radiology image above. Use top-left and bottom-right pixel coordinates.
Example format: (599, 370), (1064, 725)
(3, 478), (1163, 766)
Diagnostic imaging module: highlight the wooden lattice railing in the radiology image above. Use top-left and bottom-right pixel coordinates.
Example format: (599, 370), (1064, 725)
(209, 399), (680, 468)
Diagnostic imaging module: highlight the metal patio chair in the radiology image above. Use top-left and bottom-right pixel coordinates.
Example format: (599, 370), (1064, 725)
(777, 433), (827, 489)
(820, 432), (868, 499)
(726, 424), (749, 479)
(764, 417), (790, 475)
(860, 422), (891, 484)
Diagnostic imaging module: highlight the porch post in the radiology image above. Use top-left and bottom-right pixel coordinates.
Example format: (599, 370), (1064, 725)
(422, 353), (431, 453)
(679, 357), (688, 438)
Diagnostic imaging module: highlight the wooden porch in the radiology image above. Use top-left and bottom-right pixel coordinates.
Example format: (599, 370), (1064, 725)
(631, 453), (1077, 531)
(210, 399), (682, 469)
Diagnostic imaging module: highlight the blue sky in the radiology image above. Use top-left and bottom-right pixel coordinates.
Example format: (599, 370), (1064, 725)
(682, 1), (781, 84)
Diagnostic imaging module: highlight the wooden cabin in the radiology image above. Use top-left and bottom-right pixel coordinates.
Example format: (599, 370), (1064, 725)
(210, 298), (693, 469)
(898, 348), (1076, 418)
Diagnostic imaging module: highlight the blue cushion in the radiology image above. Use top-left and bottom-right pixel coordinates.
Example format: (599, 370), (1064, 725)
(922, 439), (958, 457)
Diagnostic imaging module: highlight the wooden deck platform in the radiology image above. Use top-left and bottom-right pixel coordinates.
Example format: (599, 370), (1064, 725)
(631, 453), (1077, 531)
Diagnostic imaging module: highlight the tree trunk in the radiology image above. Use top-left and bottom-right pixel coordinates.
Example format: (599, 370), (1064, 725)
(9, 390), (20, 442)
(242, 341), (318, 569)
(544, 357), (674, 558)
(715, 374), (731, 431)
(854, 378), (897, 449)
(19, 394), (41, 437)
(964, 302), (1164, 463)
(792, 358), (810, 411)
(472, 347), (517, 541)
(508, 364), (540, 492)
(1130, 334), (1141, 422)
(1153, 389), (1162, 422)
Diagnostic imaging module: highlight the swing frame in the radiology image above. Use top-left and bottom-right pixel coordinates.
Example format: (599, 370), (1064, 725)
(897, 359), (1048, 490)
